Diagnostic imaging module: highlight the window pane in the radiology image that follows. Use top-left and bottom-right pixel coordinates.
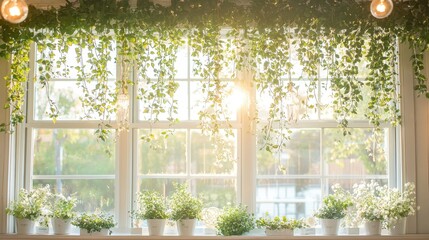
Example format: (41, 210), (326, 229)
(138, 81), (188, 121)
(257, 129), (321, 175)
(33, 129), (115, 175)
(256, 178), (321, 219)
(137, 178), (185, 196)
(33, 179), (115, 213)
(191, 130), (237, 175)
(190, 81), (239, 121)
(137, 129), (187, 174)
(323, 128), (389, 176)
(194, 179), (236, 208)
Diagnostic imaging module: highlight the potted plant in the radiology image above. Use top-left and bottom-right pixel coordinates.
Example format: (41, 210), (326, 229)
(133, 190), (168, 236)
(216, 204), (255, 236)
(49, 193), (77, 235)
(384, 182), (417, 235)
(314, 184), (352, 236)
(6, 186), (50, 235)
(169, 183), (203, 236)
(256, 213), (307, 236)
(353, 181), (387, 235)
(72, 212), (115, 236)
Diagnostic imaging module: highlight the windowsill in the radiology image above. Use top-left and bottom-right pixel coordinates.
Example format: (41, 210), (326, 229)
(1, 234), (429, 240)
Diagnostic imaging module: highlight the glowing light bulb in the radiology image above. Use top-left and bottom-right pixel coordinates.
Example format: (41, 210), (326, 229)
(1, 0), (28, 24)
(376, 3), (386, 13)
(370, 0), (393, 19)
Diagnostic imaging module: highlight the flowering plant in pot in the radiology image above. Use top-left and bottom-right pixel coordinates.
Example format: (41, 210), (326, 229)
(133, 190), (168, 236)
(72, 212), (115, 235)
(384, 182), (418, 235)
(169, 183), (203, 236)
(353, 181), (388, 235)
(6, 185), (50, 234)
(314, 184), (352, 235)
(49, 193), (77, 235)
(256, 213), (307, 236)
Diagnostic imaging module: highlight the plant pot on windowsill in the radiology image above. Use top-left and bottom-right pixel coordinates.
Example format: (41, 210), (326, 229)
(50, 193), (77, 235)
(72, 212), (115, 237)
(132, 190), (169, 236)
(256, 214), (307, 237)
(169, 183), (203, 236)
(16, 219), (36, 235)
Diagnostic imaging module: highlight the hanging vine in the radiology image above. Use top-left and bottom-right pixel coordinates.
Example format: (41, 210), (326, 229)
(0, 0), (428, 160)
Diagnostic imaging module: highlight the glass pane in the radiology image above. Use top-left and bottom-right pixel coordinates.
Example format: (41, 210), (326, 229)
(137, 129), (186, 174)
(323, 128), (389, 176)
(191, 130), (237, 175)
(257, 129), (321, 175)
(326, 178), (388, 195)
(190, 81), (239, 121)
(138, 81), (188, 121)
(137, 178), (185, 197)
(194, 179), (236, 208)
(36, 43), (116, 79)
(34, 81), (117, 121)
(256, 178), (321, 219)
(33, 179), (115, 213)
(33, 129), (115, 175)
(175, 44), (188, 79)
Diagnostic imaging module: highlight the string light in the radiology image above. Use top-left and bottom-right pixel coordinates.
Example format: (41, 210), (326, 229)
(370, 0), (393, 19)
(1, 0), (28, 24)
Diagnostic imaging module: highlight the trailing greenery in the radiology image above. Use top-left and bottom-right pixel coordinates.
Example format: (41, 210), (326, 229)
(133, 190), (168, 220)
(216, 204), (255, 236)
(2, 0), (429, 163)
(169, 183), (203, 221)
(72, 212), (115, 234)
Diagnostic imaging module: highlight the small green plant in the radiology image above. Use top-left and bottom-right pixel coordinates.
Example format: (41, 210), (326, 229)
(256, 213), (307, 230)
(50, 193), (77, 220)
(216, 204), (255, 236)
(314, 184), (353, 219)
(169, 183), (203, 221)
(72, 212), (115, 233)
(133, 190), (168, 220)
(6, 185), (50, 221)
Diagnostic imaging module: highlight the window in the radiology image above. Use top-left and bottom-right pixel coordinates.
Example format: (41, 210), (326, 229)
(21, 33), (397, 232)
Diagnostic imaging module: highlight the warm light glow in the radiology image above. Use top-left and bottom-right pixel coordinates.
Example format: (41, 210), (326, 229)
(116, 93), (129, 132)
(376, 3), (386, 13)
(1, 0), (28, 24)
(370, 0), (393, 19)
(226, 87), (245, 111)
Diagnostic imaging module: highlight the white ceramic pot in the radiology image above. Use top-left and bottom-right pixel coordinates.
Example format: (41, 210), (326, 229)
(176, 219), (196, 236)
(364, 220), (381, 235)
(320, 218), (340, 236)
(265, 229), (293, 236)
(52, 218), (72, 235)
(80, 228), (109, 236)
(147, 219), (166, 236)
(389, 218), (406, 235)
(16, 219), (35, 235)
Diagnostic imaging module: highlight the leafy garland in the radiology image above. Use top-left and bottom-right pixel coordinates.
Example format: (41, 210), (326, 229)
(1, 0), (428, 162)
